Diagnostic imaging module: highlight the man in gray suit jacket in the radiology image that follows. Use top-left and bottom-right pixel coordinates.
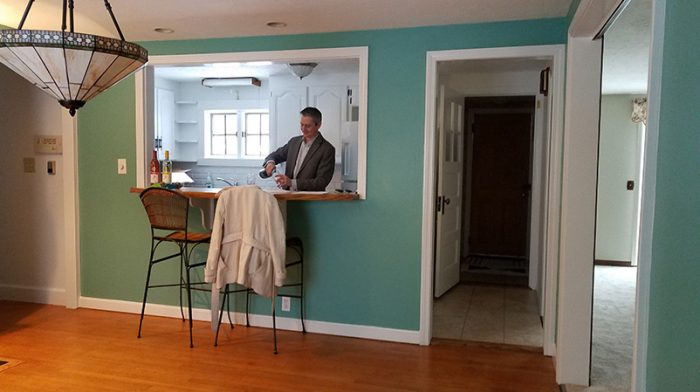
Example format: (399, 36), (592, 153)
(263, 107), (335, 191)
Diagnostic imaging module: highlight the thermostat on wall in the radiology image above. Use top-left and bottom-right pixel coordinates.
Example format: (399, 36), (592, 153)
(34, 135), (63, 154)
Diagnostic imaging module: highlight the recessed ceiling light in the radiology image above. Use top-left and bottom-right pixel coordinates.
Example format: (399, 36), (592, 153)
(266, 22), (287, 28)
(154, 27), (174, 34)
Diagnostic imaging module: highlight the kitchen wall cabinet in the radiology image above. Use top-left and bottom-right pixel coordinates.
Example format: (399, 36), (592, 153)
(309, 85), (345, 160)
(270, 86), (306, 150)
(270, 82), (358, 162)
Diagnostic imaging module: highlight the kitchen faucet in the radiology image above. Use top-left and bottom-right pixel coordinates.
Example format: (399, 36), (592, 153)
(216, 177), (238, 186)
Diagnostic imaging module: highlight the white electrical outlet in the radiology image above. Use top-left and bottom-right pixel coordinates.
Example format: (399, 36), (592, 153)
(281, 296), (291, 312)
(117, 158), (127, 174)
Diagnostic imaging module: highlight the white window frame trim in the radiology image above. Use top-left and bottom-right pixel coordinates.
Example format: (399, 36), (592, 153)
(204, 109), (240, 159)
(135, 47), (368, 199)
(202, 108), (269, 161)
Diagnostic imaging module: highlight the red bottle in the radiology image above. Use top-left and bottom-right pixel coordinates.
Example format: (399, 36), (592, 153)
(149, 149), (161, 185)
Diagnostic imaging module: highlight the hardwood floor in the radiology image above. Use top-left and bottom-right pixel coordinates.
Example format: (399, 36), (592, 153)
(0, 301), (559, 391)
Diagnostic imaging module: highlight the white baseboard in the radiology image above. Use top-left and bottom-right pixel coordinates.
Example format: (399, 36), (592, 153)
(79, 296), (421, 344)
(0, 284), (66, 305)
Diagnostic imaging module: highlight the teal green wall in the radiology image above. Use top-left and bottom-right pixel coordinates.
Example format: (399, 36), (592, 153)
(567, 0), (582, 23)
(647, 1), (700, 390)
(78, 19), (567, 331)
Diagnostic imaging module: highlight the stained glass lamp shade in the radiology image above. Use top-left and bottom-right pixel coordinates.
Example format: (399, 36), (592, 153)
(0, 1), (148, 116)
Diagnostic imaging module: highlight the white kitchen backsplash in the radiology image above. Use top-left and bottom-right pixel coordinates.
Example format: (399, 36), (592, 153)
(173, 161), (343, 191)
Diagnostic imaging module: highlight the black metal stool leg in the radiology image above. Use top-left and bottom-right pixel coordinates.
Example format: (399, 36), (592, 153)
(138, 244), (156, 338)
(272, 300), (278, 355)
(184, 250), (194, 348)
(300, 257), (306, 333)
(245, 289), (251, 327)
(178, 247), (185, 321)
(226, 290), (233, 329)
(214, 285), (229, 346)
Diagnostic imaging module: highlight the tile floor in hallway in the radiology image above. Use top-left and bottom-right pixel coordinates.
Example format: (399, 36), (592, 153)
(433, 283), (543, 347)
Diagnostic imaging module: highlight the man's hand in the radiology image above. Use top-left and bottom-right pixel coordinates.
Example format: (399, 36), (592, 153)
(274, 174), (291, 188)
(265, 161), (276, 176)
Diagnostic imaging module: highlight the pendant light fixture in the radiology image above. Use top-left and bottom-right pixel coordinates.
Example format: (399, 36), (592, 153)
(288, 62), (317, 80)
(0, 0), (148, 116)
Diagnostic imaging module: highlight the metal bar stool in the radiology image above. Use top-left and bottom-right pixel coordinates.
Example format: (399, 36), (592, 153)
(214, 237), (305, 354)
(137, 187), (211, 348)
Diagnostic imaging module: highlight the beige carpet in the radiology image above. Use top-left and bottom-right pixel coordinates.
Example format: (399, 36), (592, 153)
(563, 265), (636, 392)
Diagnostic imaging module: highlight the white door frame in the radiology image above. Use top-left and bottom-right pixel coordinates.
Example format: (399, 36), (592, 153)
(62, 112), (80, 309)
(419, 45), (566, 355)
(556, 0), (666, 391)
(557, 0), (663, 387)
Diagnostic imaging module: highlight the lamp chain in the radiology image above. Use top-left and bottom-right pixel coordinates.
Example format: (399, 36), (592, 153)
(104, 0), (126, 41)
(15, 0), (127, 41)
(69, 0), (75, 32)
(17, 0), (35, 29)
(61, 0), (67, 32)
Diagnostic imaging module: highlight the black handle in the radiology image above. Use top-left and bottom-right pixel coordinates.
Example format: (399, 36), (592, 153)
(438, 196), (451, 215)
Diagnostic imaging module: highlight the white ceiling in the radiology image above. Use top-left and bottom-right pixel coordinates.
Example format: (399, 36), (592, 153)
(0, 0), (650, 93)
(0, 0), (572, 41)
(602, 0), (652, 95)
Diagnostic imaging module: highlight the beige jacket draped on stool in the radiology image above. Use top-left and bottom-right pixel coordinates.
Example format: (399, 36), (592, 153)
(205, 186), (286, 298)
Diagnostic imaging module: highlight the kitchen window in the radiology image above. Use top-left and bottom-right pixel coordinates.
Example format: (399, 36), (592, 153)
(204, 109), (269, 159)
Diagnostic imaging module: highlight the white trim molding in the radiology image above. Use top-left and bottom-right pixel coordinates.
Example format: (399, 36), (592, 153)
(633, 1), (665, 391)
(556, 35), (602, 386)
(0, 285), (66, 305)
(62, 111), (80, 309)
(420, 45), (566, 352)
(134, 46), (369, 199)
(79, 296), (421, 344)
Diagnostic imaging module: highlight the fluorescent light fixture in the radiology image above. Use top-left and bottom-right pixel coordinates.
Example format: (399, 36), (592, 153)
(201, 77), (261, 87)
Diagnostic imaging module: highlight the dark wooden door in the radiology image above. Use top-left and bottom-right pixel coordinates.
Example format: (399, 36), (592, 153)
(468, 110), (532, 257)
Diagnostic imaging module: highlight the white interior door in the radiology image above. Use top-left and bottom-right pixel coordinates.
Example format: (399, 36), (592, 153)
(434, 85), (464, 298)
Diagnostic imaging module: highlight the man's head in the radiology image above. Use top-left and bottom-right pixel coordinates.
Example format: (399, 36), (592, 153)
(299, 107), (322, 141)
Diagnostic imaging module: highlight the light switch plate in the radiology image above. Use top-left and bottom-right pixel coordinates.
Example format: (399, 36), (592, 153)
(23, 157), (35, 173)
(118, 159), (127, 174)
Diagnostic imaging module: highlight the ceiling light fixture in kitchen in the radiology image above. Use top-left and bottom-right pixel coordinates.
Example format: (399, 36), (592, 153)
(288, 62), (317, 79)
(201, 77), (262, 87)
(0, 0), (148, 116)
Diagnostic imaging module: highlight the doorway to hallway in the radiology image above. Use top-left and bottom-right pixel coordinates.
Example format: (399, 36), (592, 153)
(428, 52), (561, 350)
(462, 96), (534, 288)
(420, 45), (565, 354)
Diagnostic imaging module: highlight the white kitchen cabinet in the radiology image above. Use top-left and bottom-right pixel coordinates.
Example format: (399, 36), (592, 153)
(270, 86), (306, 148)
(309, 85), (345, 161)
(270, 84), (356, 161)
